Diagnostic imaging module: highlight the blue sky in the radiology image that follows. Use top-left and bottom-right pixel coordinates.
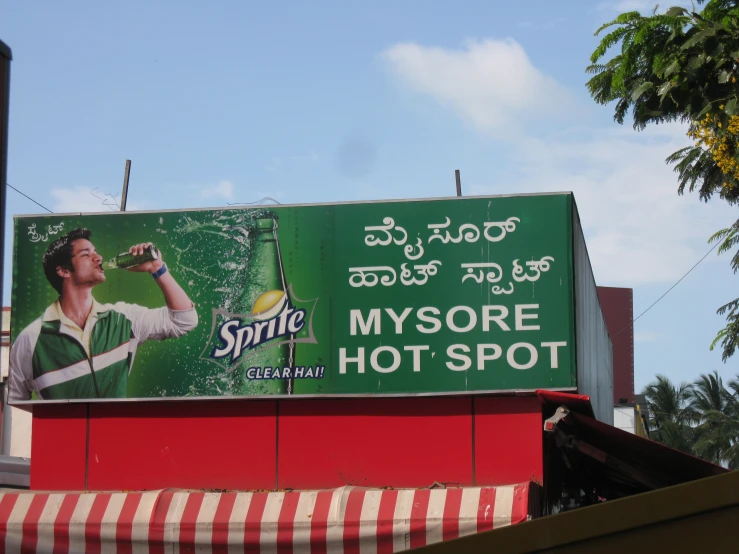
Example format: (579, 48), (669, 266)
(2, 0), (736, 392)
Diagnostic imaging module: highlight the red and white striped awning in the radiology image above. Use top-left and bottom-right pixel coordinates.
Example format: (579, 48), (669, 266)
(0, 483), (530, 553)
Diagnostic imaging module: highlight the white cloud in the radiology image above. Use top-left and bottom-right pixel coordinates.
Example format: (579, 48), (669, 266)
(51, 186), (125, 214)
(470, 124), (736, 285)
(196, 180), (234, 200)
(382, 39), (570, 135)
(382, 37), (736, 286)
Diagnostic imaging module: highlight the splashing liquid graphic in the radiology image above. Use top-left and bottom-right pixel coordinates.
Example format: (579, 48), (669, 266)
(167, 209), (294, 396)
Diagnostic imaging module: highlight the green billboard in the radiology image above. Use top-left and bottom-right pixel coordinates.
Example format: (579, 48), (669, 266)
(9, 193), (579, 403)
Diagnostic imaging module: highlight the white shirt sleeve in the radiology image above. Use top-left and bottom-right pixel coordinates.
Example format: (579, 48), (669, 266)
(112, 302), (198, 343)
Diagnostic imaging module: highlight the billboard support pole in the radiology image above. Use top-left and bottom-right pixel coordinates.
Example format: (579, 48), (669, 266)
(120, 159), (131, 211)
(0, 40), (12, 456)
(455, 169), (462, 197)
(0, 40), (11, 311)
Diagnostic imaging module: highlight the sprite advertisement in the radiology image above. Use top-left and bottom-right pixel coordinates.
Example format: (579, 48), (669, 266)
(9, 194), (577, 403)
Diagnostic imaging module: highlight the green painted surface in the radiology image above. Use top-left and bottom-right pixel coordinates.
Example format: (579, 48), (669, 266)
(11, 194), (576, 400)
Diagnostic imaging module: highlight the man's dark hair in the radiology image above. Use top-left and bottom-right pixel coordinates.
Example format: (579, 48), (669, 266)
(42, 228), (92, 294)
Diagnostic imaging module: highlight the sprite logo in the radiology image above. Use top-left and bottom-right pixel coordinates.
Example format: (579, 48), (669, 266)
(211, 290), (307, 364)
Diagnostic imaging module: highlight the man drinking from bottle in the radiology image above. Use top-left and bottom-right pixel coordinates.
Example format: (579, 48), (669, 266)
(8, 227), (198, 401)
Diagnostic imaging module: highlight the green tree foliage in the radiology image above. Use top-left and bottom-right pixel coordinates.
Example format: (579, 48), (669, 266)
(643, 374), (697, 454)
(709, 222), (739, 359)
(587, 1), (739, 360)
(724, 376), (739, 466)
(643, 371), (739, 468)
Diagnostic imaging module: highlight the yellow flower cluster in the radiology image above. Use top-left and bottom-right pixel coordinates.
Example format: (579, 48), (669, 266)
(688, 112), (739, 189)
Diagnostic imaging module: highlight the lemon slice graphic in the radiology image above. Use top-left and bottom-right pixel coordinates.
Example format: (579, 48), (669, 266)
(252, 290), (287, 320)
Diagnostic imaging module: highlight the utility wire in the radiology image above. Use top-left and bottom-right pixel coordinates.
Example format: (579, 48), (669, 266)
(6, 183), (53, 213)
(2, 182), (723, 334)
(227, 197), (282, 206)
(614, 240), (721, 337)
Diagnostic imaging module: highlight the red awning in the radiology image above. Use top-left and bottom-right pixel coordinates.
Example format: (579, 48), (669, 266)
(0, 484), (531, 552)
(537, 389), (595, 418)
(538, 390), (728, 497)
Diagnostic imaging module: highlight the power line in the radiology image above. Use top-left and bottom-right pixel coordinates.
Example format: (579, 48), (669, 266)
(6, 183), (53, 213)
(227, 197), (282, 206)
(0, 182), (724, 333)
(614, 240), (721, 337)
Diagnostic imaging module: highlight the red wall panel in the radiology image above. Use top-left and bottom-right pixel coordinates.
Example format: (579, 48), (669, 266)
(31, 404), (87, 490)
(86, 400), (277, 491)
(474, 396), (543, 485)
(30, 395), (547, 491)
(597, 286), (635, 404)
(277, 397), (474, 490)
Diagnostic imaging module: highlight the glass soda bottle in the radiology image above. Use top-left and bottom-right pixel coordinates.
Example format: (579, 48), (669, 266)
(230, 214), (295, 395)
(102, 245), (160, 269)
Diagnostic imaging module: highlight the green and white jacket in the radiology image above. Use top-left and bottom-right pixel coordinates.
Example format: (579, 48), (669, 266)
(9, 300), (198, 401)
